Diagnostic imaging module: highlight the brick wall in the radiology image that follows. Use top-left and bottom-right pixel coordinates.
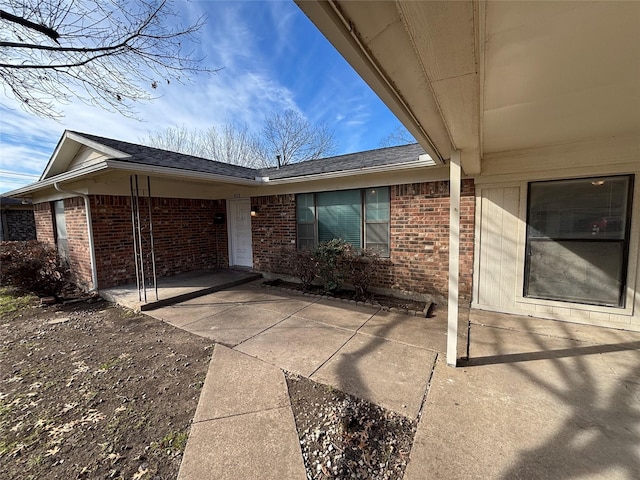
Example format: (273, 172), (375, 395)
(251, 180), (476, 302)
(250, 194), (296, 274)
(1, 209), (36, 241)
(63, 197), (93, 289)
(91, 195), (228, 288)
(34, 203), (55, 246)
(386, 179), (475, 301)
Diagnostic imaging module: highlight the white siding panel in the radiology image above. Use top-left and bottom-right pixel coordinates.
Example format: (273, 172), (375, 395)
(477, 186), (520, 308)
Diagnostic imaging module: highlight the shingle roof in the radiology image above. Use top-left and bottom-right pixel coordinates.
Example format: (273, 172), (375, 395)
(72, 132), (259, 180)
(1, 196), (30, 206)
(70, 132), (429, 181)
(257, 143), (429, 179)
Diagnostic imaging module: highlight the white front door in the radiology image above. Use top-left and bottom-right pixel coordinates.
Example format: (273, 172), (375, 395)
(228, 198), (253, 267)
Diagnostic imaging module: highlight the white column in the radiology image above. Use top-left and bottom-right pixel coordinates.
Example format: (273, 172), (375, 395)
(447, 150), (461, 367)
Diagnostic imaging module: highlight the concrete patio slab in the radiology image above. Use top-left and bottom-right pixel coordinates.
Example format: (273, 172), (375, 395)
(311, 333), (437, 418)
(405, 322), (640, 480)
(472, 308), (640, 346)
(240, 291), (317, 316)
(295, 297), (379, 330)
(359, 309), (447, 352)
(100, 269), (261, 311)
(151, 302), (237, 327)
(185, 304), (289, 347)
(234, 315), (354, 376)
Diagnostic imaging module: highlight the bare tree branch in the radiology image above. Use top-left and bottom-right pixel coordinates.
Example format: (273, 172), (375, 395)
(0, 0), (216, 119)
(0, 8), (60, 42)
(262, 110), (337, 165)
(144, 123), (268, 168)
(378, 125), (415, 148)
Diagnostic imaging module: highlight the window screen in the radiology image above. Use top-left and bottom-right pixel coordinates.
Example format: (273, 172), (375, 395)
(365, 188), (390, 256)
(525, 175), (634, 307)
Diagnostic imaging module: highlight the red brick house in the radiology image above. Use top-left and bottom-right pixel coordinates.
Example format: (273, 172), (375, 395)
(7, 131), (472, 304)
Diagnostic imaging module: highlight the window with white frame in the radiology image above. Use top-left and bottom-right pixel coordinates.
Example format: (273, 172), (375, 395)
(296, 187), (390, 256)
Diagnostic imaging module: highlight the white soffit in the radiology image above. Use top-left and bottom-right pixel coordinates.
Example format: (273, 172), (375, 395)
(482, 1), (640, 154)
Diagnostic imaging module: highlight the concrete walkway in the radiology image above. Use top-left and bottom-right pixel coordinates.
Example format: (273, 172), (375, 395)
(177, 344), (306, 480)
(138, 282), (640, 480)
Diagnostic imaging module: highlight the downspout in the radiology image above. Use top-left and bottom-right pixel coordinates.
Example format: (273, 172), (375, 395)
(54, 183), (98, 292)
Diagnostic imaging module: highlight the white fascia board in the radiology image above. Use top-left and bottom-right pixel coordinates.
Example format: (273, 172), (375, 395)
(66, 131), (131, 159)
(6, 162), (111, 197)
(39, 130), (130, 181)
(104, 160), (262, 186)
(264, 159), (438, 185)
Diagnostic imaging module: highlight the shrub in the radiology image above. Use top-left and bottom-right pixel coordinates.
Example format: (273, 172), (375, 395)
(288, 247), (318, 290)
(314, 239), (349, 293)
(342, 245), (382, 300)
(0, 241), (69, 295)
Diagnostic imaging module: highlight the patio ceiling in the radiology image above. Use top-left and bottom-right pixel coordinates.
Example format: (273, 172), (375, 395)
(296, 1), (640, 175)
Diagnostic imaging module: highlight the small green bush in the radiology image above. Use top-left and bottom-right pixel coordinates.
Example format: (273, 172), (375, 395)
(0, 241), (68, 295)
(314, 239), (349, 293)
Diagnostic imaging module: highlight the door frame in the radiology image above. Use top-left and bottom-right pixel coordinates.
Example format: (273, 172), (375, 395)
(227, 197), (253, 267)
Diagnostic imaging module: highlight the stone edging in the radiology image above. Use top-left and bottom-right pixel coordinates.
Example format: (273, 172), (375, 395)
(262, 282), (432, 318)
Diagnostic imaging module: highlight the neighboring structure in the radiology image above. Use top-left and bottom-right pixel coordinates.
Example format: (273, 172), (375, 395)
(0, 196), (36, 241)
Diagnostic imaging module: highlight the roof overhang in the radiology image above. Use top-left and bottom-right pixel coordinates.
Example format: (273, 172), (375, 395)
(297, 1), (640, 175)
(40, 130), (131, 180)
(264, 156), (439, 185)
(296, 0), (481, 173)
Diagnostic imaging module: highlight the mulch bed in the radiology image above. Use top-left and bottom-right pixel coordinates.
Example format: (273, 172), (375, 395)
(263, 279), (430, 316)
(287, 373), (416, 480)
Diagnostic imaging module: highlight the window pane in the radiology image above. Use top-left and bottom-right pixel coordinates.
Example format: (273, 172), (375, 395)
(297, 223), (315, 250)
(296, 193), (315, 223)
(317, 190), (361, 246)
(366, 223), (389, 256)
(365, 187), (389, 221)
(527, 240), (624, 306)
(528, 176), (630, 240)
(525, 175), (633, 307)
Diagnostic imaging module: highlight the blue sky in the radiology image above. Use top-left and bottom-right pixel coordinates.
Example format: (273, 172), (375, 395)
(0, 0), (408, 193)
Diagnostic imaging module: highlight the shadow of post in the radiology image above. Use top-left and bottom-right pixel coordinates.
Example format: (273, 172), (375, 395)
(468, 318), (640, 478)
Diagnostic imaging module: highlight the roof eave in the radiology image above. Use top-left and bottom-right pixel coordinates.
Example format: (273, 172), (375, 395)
(265, 159), (440, 185)
(104, 160), (262, 186)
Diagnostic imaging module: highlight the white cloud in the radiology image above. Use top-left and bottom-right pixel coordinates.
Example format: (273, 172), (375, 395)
(0, 0), (403, 192)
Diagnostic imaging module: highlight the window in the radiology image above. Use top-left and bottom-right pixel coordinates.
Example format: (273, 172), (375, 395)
(296, 187), (390, 256)
(53, 200), (69, 264)
(524, 175), (634, 307)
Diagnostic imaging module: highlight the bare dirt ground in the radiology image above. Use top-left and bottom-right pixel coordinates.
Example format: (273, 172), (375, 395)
(0, 289), (212, 480)
(1, 288), (417, 480)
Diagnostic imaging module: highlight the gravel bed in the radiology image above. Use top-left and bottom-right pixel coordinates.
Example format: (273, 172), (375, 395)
(286, 373), (416, 480)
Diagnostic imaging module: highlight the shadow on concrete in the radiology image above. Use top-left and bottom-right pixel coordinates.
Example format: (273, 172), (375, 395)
(460, 340), (640, 366)
(474, 318), (640, 479)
